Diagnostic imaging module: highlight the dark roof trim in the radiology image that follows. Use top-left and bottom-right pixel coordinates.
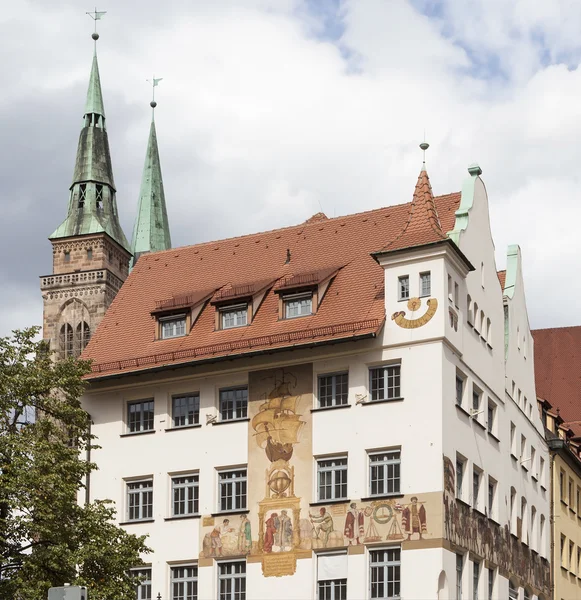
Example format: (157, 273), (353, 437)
(371, 238), (474, 272)
(85, 328), (381, 384)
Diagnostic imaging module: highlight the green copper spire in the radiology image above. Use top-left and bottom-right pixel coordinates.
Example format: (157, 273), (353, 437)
(130, 83), (171, 267)
(50, 27), (130, 251)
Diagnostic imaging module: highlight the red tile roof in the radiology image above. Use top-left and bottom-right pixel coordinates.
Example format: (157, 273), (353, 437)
(532, 326), (581, 422)
(497, 270), (506, 290)
(84, 191), (462, 379)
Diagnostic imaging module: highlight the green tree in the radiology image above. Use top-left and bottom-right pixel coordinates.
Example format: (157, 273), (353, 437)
(0, 328), (150, 599)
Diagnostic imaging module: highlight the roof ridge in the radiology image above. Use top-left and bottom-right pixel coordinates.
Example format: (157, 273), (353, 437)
(135, 191), (460, 263)
(532, 325), (581, 332)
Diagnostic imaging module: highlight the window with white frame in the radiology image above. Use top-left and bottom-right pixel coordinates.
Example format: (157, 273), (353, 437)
(318, 372), (348, 408)
(487, 477), (496, 520)
(472, 386), (481, 415)
(317, 552), (347, 600)
(171, 565), (198, 600)
(508, 580), (518, 600)
(317, 456), (348, 501)
(456, 553), (463, 600)
(172, 474), (199, 517)
(398, 275), (409, 301)
(132, 567), (152, 600)
(487, 568), (494, 600)
(419, 272), (431, 297)
(369, 365), (401, 401)
(370, 547), (400, 599)
(369, 450), (401, 497)
(523, 588), (531, 600)
(472, 560), (480, 600)
(510, 422), (517, 456)
(520, 434), (526, 463)
(218, 469), (247, 512)
(283, 293), (312, 319)
(219, 387), (248, 421)
(161, 315), (187, 339)
(127, 399), (154, 433)
(127, 479), (153, 522)
(218, 561), (246, 600)
(472, 467), (482, 510)
(487, 400), (496, 435)
(221, 305), (248, 329)
(172, 393), (200, 427)
(455, 373), (464, 407)
(456, 456), (465, 501)
(530, 446), (536, 477)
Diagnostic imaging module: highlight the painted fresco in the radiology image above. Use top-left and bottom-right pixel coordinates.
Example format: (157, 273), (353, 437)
(443, 456), (550, 596)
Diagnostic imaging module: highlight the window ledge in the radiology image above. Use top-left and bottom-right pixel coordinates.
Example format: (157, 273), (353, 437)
(212, 418), (251, 426)
(561, 500), (568, 507)
(165, 424), (202, 432)
(362, 397), (404, 406)
(119, 519), (155, 526)
(311, 403), (351, 413)
(473, 419), (486, 431)
(360, 494), (404, 502)
(310, 499), (350, 507)
(164, 515), (201, 522)
(210, 510), (250, 517)
(531, 475), (538, 482)
(455, 404), (471, 418)
(488, 431), (500, 443)
(120, 429), (156, 438)
(473, 508), (486, 517)
(540, 485), (547, 492)
(510, 453), (518, 462)
(488, 516), (500, 526)
(456, 498), (471, 509)
(569, 507), (576, 515)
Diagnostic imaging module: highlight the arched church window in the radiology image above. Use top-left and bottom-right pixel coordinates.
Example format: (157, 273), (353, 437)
(59, 324), (74, 359)
(76, 322), (91, 355)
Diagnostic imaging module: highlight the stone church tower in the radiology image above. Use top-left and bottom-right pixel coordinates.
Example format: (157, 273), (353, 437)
(40, 32), (131, 359)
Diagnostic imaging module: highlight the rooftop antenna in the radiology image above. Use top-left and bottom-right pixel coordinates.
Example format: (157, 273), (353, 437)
(146, 76), (163, 121)
(86, 7), (106, 52)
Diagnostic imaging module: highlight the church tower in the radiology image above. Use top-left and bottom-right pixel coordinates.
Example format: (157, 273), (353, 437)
(40, 22), (131, 358)
(130, 83), (172, 268)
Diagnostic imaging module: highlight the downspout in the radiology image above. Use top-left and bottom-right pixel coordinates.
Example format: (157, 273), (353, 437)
(550, 449), (555, 600)
(85, 415), (92, 506)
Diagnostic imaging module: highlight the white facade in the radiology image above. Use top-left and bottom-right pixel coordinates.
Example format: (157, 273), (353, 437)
(82, 166), (550, 599)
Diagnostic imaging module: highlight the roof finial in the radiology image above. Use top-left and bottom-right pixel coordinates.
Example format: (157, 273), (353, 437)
(419, 139), (429, 171)
(87, 7), (106, 52)
(146, 76), (163, 121)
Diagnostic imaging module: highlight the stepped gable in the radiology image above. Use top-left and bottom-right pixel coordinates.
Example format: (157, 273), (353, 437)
(83, 192), (461, 378)
(532, 326), (581, 423)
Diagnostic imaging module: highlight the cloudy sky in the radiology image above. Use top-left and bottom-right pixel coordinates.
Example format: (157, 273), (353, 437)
(1, 0), (580, 338)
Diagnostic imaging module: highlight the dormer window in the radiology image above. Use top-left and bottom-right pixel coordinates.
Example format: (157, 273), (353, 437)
(398, 275), (409, 301)
(220, 304), (248, 329)
(160, 315), (186, 339)
(284, 292), (313, 319)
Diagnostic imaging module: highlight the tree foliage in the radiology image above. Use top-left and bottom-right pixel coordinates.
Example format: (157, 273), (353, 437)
(0, 328), (150, 599)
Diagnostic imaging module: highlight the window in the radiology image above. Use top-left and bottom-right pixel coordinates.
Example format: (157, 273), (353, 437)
(561, 535), (566, 567)
(577, 488), (580, 514)
(523, 589), (530, 600)
(540, 457), (546, 486)
(560, 470), (566, 501)
(508, 580), (518, 600)
(488, 477), (496, 519)
(455, 375), (464, 406)
(219, 387), (248, 421)
(59, 323), (74, 358)
(75, 321), (91, 353)
(318, 373), (349, 408)
(221, 305), (248, 329)
(78, 183), (87, 208)
(127, 399), (154, 433)
(570, 479), (575, 511)
(448, 275), (452, 300)
(540, 515), (546, 554)
(487, 401), (496, 434)
(530, 446), (536, 476)
(472, 386), (481, 415)
(456, 457), (464, 500)
(127, 479), (153, 521)
(472, 560), (480, 600)
(510, 487), (516, 535)
(369, 365), (401, 401)
(570, 541), (575, 572)
(510, 422), (516, 456)
(95, 184), (103, 210)
(370, 548), (400, 599)
(171, 565), (198, 600)
(317, 553), (347, 600)
(369, 450), (401, 496)
(161, 315), (187, 339)
(218, 561), (246, 600)
(172, 474), (199, 517)
(531, 506), (537, 551)
(520, 434), (526, 463)
(132, 568), (152, 600)
(284, 293), (312, 319)
(521, 497), (528, 544)
(472, 468), (481, 510)
(487, 568), (494, 600)
(317, 456), (348, 501)
(218, 469), (247, 512)
(87, 247), (93, 260)
(172, 394), (200, 427)
(398, 276), (409, 301)
(456, 553), (463, 600)
(578, 547), (581, 577)
(454, 282), (459, 306)
(419, 272), (431, 297)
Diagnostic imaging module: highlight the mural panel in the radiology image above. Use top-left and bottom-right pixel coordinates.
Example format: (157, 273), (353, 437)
(443, 456), (550, 596)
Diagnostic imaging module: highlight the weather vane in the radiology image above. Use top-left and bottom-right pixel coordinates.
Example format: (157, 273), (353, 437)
(86, 7), (106, 45)
(420, 130), (429, 166)
(146, 76), (163, 118)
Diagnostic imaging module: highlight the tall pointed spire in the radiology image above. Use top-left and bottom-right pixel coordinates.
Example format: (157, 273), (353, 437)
(380, 142), (446, 252)
(130, 80), (171, 268)
(50, 14), (130, 251)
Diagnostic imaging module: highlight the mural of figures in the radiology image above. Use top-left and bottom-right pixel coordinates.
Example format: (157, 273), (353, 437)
(402, 497), (427, 540)
(310, 507), (335, 547)
(442, 456), (550, 597)
(277, 510), (293, 552)
(238, 514), (252, 555)
(344, 503), (364, 545)
(204, 518), (235, 557)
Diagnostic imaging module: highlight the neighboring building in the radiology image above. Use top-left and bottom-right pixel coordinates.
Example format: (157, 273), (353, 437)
(533, 326), (581, 600)
(40, 31), (171, 358)
(78, 153), (550, 599)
